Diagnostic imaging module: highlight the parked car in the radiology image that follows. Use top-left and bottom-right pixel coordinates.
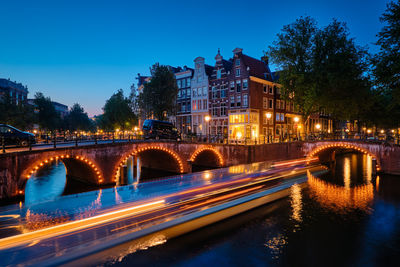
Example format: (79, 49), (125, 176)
(0, 124), (36, 147)
(142, 120), (180, 140)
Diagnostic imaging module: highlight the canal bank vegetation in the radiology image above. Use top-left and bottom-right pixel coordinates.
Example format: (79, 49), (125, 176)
(266, 0), (400, 131)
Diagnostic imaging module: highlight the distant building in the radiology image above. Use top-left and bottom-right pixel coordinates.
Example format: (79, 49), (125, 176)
(0, 78), (28, 105)
(52, 101), (69, 118)
(190, 57), (213, 135)
(27, 99), (69, 118)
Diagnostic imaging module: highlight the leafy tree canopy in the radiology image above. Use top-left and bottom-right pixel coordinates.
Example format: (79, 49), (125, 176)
(33, 92), (61, 131)
(138, 63), (178, 121)
(64, 103), (93, 132)
(267, 16), (371, 126)
(100, 89), (137, 131)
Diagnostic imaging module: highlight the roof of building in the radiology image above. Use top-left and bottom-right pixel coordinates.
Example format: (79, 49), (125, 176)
(221, 59), (233, 72)
(205, 64), (214, 76)
(241, 54), (272, 81)
(136, 74), (151, 87)
(0, 78), (28, 92)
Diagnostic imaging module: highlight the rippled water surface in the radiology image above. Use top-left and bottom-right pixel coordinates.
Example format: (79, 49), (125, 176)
(109, 153), (400, 267)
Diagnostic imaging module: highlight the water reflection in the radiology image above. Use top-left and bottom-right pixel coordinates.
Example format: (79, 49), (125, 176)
(307, 153), (375, 213)
(25, 160), (67, 206)
(290, 184), (302, 223)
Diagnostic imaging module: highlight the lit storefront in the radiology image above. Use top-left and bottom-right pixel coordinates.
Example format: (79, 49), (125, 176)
(228, 110), (259, 141)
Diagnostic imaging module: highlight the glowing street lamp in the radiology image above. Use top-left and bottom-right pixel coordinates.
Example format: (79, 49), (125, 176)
(294, 116), (299, 123)
(204, 115), (211, 142)
(315, 123), (321, 130)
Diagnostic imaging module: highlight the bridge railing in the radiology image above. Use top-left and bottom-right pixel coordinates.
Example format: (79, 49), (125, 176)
(2, 131), (399, 154)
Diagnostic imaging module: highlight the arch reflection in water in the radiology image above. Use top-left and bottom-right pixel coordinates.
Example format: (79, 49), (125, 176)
(307, 170), (374, 212)
(25, 160), (67, 206)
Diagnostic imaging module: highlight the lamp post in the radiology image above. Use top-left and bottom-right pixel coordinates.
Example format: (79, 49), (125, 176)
(294, 116), (300, 141)
(205, 115), (211, 143)
(315, 123), (321, 140)
(266, 112), (272, 143)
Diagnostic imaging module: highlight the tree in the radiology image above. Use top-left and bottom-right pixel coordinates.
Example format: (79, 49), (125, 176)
(33, 92), (61, 131)
(372, 0), (400, 127)
(100, 89), (137, 131)
(0, 93), (35, 130)
(64, 103), (93, 132)
(267, 16), (372, 130)
(137, 63), (178, 120)
(267, 16), (319, 126)
(313, 20), (371, 121)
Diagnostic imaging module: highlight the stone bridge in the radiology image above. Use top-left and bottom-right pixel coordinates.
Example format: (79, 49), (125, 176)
(0, 140), (399, 200)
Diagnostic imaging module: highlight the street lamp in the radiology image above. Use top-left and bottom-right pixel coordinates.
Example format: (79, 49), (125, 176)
(266, 113), (272, 143)
(205, 115), (211, 142)
(294, 116), (300, 140)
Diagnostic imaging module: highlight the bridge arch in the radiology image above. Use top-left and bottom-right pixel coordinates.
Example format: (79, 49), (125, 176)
(189, 146), (224, 168)
(114, 145), (184, 182)
(306, 142), (381, 171)
(21, 154), (104, 194)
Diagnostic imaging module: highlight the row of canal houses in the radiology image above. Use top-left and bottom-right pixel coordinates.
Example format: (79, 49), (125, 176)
(137, 48), (332, 142)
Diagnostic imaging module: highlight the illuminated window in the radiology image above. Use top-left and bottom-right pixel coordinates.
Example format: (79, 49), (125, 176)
(203, 100), (207, 110)
(263, 97), (268, 109)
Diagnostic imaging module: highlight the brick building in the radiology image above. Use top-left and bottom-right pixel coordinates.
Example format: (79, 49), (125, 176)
(208, 49), (232, 137)
(175, 66), (194, 134)
(226, 48), (298, 143)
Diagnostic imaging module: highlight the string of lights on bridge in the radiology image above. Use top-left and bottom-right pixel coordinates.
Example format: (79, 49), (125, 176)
(25, 155), (104, 189)
(115, 146), (185, 182)
(307, 143), (381, 171)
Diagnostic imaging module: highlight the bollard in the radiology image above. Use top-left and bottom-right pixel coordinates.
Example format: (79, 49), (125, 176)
(29, 138), (32, 151)
(75, 133), (78, 147)
(2, 136), (5, 153)
(113, 133), (115, 143)
(95, 135), (98, 145)
(53, 134), (56, 149)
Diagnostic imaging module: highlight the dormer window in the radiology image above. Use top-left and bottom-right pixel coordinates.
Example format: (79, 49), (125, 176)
(236, 59), (240, 66)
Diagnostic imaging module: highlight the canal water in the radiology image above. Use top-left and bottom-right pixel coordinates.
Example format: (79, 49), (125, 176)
(106, 153), (400, 267)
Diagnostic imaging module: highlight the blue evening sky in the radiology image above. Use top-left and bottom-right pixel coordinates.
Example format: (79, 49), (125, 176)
(0, 0), (391, 116)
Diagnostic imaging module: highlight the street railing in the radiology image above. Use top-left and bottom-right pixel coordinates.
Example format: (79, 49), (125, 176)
(1, 131), (399, 154)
